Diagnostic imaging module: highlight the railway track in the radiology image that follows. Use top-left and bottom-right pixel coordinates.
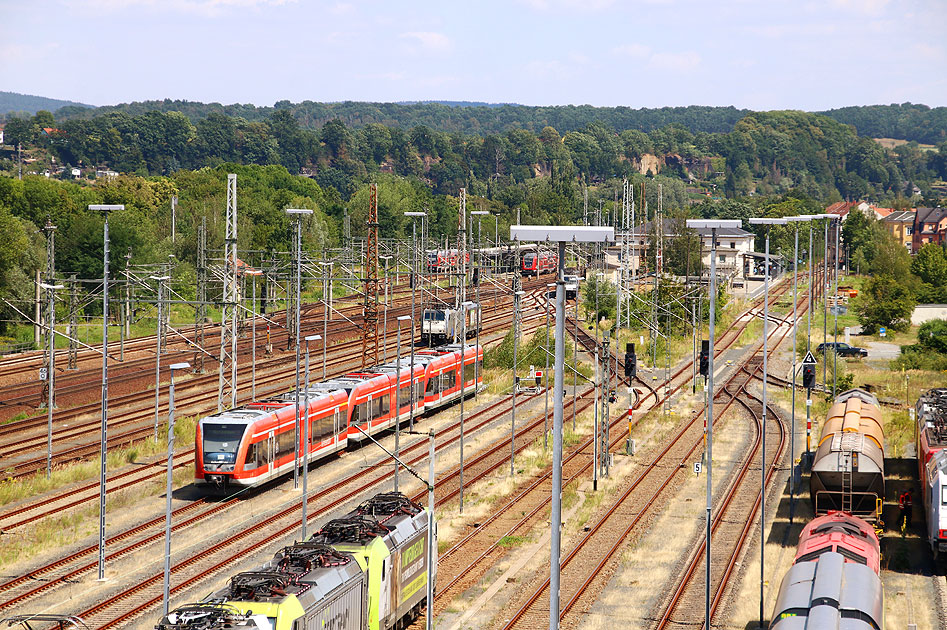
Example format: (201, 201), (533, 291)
(496, 275), (815, 629)
(0, 279), (552, 478)
(0, 302), (555, 531)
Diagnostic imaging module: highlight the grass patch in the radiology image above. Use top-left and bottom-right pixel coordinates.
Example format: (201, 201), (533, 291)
(1, 411), (30, 425)
(0, 415), (197, 507)
(497, 535), (529, 548)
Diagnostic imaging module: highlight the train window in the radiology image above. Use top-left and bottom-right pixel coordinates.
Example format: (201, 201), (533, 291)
(244, 441), (268, 469)
(464, 361), (476, 383)
(441, 370), (456, 390)
(277, 430), (294, 459)
(942, 485), (947, 505)
(355, 402), (369, 424)
(427, 375), (439, 395)
(202, 423), (246, 464)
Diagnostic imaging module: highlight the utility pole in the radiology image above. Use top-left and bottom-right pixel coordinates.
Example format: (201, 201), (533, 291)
(40, 219), (56, 408)
(170, 195), (177, 243)
(361, 183), (379, 369)
(194, 217), (207, 373)
(68, 274), (78, 370)
(217, 174), (238, 412)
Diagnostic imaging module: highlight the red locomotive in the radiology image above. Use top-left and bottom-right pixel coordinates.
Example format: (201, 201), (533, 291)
(196, 343), (483, 489)
(794, 511), (881, 574)
(521, 250), (558, 276)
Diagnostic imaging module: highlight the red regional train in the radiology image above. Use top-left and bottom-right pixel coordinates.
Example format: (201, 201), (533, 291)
(426, 249), (470, 273)
(196, 343), (483, 490)
(521, 250), (558, 276)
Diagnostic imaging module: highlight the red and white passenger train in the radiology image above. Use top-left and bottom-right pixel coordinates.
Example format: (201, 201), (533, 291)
(520, 250), (558, 276)
(196, 343), (483, 489)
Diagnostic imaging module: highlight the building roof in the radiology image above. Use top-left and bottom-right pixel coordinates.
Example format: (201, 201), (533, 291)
(873, 207), (894, 219)
(883, 210), (915, 223)
(825, 201), (858, 217)
(916, 207), (947, 227)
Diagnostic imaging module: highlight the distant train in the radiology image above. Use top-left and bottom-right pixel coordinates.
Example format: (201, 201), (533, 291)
(157, 492), (434, 630)
(770, 511), (883, 629)
(426, 249), (469, 273)
(421, 302), (481, 346)
(810, 389), (885, 522)
(916, 388), (947, 560)
(521, 250), (558, 276)
(196, 344), (483, 490)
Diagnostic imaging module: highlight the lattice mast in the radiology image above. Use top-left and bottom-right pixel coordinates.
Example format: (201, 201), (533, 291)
(67, 274), (78, 370)
(41, 219), (56, 407)
(361, 183), (379, 369)
(456, 188), (467, 316)
(217, 174), (238, 411)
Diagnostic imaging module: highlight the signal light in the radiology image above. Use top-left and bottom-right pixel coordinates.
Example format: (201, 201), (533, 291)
(472, 267), (480, 286)
(699, 340), (710, 377)
(624, 342), (636, 379)
(802, 364), (816, 389)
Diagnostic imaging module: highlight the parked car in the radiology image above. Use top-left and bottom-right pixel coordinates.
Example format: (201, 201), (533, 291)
(817, 342), (868, 357)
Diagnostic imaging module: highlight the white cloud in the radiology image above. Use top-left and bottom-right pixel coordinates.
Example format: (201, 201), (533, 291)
(612, 43), (651, 58)
(517, 0), (616, 11)
(67, 0), (296, 17)
(328, 2), (354, 15)
(399, 31), (451, 51)
(613, 44), (699, 72)
(829, 0), (890, 15)
(650, 51), (700, 71)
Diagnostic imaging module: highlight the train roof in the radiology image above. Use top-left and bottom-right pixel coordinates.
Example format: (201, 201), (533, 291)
(156, 603), (268, 630)
(770, 552), (883, 630)
(834, 388), (880, 408)
(200, 408), (268, 424)
(310, 493), (426, 550)
(262, 388), (347, 405)
(918, 388), (947, 448)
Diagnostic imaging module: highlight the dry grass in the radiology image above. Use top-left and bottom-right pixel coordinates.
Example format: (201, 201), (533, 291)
(0, 415), (197, 507)
(0, 463), (195, 570)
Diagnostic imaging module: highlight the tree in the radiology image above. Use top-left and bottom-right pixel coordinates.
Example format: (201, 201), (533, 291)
(912, 242), (947, 286)
(853, 273), (917, 333)
(582, 274), (617, 322)
(918, 319), (947, 354)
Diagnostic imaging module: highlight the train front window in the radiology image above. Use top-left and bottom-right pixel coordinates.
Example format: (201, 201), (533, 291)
(203, 423), (246, 464)
(942, 485), (947, 505)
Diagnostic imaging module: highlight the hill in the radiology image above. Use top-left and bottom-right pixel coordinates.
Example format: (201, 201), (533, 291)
(0, 91), (92, 116)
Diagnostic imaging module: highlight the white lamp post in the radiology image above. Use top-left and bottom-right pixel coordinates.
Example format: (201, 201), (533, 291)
(286, 208), (313, 490)
(748, 217), (787, 626)
(301, 334), (320, 540)
(90, 203), (124, 582)
(150, 274), (170, 443)
(395, 315), (412, 491)
(686, 218), (741, 630)
(786, 214), (814, 504)
(162, 361), (191, 616)
(404, 212), (427, 432)
(510, 225), (614, 630)
(318, 261), (333, 380)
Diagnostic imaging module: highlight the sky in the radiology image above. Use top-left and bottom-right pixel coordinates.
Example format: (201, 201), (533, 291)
(1, 0), (945, 111)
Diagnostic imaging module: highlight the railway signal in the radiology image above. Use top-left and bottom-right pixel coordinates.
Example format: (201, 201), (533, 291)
(699, 340), (710, 377)
(802, 350), (818, 454)
(802, 363), (817, 389)
(624, 342), (636, 379)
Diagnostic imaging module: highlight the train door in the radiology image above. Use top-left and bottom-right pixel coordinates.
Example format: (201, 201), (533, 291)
(333, 407), (341, 449)
(267, 431), (275, 477)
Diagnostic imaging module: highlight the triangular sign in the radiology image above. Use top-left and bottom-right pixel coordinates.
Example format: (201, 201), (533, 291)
(802, 351), (817, 365)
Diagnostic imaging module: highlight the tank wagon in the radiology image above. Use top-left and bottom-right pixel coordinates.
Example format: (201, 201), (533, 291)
(770, 511), (883, 629)
(157, 492), (432, 630)
(810, 389), (885, 522)
(916, 388), (947, 559)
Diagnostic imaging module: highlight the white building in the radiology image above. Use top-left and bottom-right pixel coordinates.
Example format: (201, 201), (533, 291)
(611, 219), (756, 279)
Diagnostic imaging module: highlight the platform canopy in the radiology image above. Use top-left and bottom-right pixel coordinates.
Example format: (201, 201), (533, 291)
(510, 225), (614, 243)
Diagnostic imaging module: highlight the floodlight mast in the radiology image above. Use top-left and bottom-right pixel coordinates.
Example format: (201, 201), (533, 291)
(511, 225), (614, 630)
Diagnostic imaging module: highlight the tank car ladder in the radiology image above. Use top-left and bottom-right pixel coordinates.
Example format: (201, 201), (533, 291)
(840, 451), (853, 514)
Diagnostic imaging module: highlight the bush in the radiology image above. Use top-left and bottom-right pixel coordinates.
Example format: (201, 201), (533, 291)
(891, 344), (947, 371)
(918, 319), (947, 354)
